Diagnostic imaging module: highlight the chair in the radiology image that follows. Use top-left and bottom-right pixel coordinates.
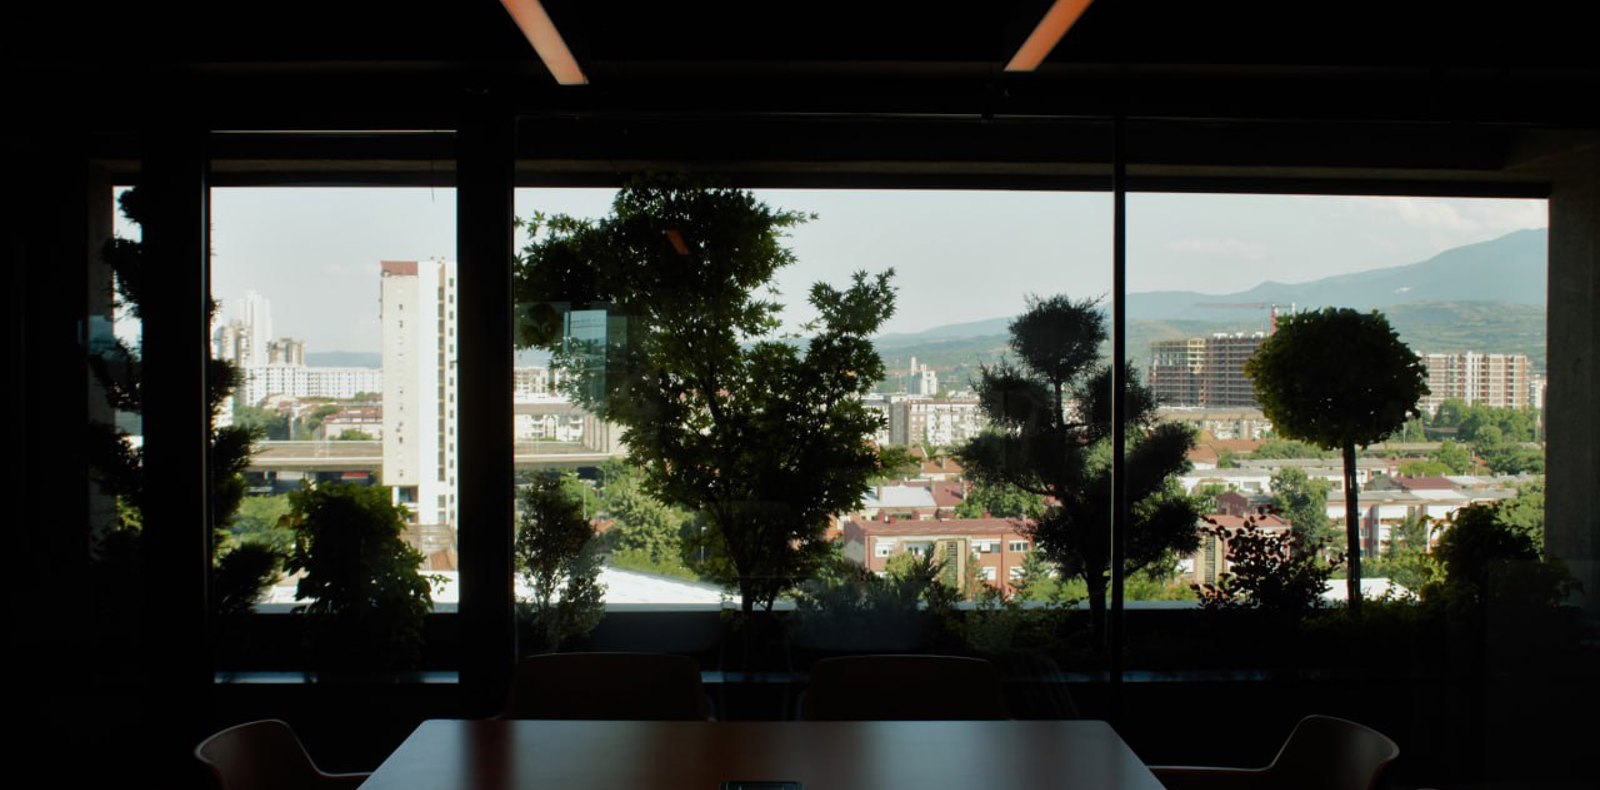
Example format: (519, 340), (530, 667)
(1149, 714), (1400, 790)
(503, 651), (712, 720)
(800, 654), (1010, 720)
(195, 719), (369, 790)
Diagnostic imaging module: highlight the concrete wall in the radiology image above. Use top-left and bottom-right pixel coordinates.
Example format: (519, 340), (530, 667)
(1549, 164), (1600, 615)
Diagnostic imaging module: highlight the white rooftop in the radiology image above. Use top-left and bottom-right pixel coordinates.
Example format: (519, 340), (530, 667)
(265, 566), (733, 607)
(863, 486), (939, 509)
(1322, 577), (1411, 602)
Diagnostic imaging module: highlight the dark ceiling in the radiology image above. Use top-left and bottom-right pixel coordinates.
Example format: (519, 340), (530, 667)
(14, 1), (1600, 190)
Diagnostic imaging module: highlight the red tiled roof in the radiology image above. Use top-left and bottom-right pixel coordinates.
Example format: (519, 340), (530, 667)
(845, 517), (1029, 537)
(381, 260), (418, 275)
(1203, 513), (1291, 529)
(1398, 476), (1460, 491)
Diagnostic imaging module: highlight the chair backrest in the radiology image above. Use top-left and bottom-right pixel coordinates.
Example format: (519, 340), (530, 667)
(505, 652), (711, 720)
(802, 654), (1009, 720)
(1268, 715), (1401, 790)
(195, 719), (328, 790)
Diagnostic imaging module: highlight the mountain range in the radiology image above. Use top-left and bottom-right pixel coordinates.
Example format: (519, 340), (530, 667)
(876, 228), (1549, 379)
(312, 229), (1549, 376)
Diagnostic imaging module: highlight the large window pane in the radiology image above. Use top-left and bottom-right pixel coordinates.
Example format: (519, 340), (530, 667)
(1122, 192), (1552, 778)
(209, 185), (457, 671)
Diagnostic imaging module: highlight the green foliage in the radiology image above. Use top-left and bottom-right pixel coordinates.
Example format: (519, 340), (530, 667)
(1245, 307), (1428, 612)
(86, 188), (279, 627)
(954, 480), (1046, 519)
(957, 295), (1201, 639)
(791, 549), (956, 651)
(214, 544), (283, 618)
(1268, 467), (1334, 545)
(229, 493), (295, 555)
(285, 483), (437, 672)
(593, 461), (699, 576)
(1448, 403), (1539, 443)
(1497, 478), (1545, 548)
(1399, 459), (1452, 477)
(1471, 426), (1545, 475)
(1433, 439), (1475, 474)
(234, 405), (290, 440)
(1194, 516), (1341, 617)
(1250, 438), (1334, 459)
(871, 445), (922, 484)
(1246, 308), (1429, 454)
(333, 428), (374, 441)
(1190, 483), (1229, 514)
(515, 472), (607, 653)
(1370, 512), (1436, 594)
(514, 178), (897, 613)
(1009, 550), (1072, 603)
(1423, 502), (1574, 610)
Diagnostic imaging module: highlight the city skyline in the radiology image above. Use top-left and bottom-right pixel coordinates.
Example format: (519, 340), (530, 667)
(115, 188), (1548, 353)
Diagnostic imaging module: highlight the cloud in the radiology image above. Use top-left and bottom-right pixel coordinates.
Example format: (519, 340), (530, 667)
(1167, 236), (1269, 261)
(1347, 197), (1547, 246)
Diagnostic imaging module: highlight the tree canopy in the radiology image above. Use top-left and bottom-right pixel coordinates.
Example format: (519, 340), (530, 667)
(1245, 307), (1428, 613)
(1268, 467), (1334, 546)
(957, 295), (1200, 639)
(515, 471), (606, 653)
(514, 179), (896, 612)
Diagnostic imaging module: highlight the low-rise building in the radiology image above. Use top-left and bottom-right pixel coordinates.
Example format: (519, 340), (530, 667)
(840, 517), (1034, 593)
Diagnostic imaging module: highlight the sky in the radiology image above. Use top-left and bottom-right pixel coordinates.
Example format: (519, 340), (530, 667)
(153, 188), (1549, 354)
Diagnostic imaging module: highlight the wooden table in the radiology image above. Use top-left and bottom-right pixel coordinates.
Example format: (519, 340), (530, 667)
(361, 719), (1165, 790)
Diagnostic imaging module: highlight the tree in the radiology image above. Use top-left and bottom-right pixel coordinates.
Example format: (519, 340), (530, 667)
(515, 472), (607, 653)
(87, 188), (279, 630)
(1472, 425), (1545, 475)
(954, 480), (1047, 519)
(333, 429), (374, 441)
(234, 405), (290, 440)
(230, 493), (294, 554)
(1194, 515), (1340, 616)
(1269, 467), (1334, 546)
(1496, 478), (1546, 549)
(1399, 459), (1452, 477)
(1424, 502), (1574, 611)
(1377, 511), (1436, 594)
(1009, 550), (1063, 602)
(957, 295), (1201, 640)
(1244, 307), (1429, 614)
(284, 483), (436, 672)
(595, 460), (701, 578)
(514, 179), (897, 613)
(1250, 438), (1333, 459)
(1433, 439), (1475, 474)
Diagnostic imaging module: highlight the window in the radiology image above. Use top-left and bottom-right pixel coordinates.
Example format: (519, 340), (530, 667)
(1008, 541), (1028, 553)
(208, 183), (458, 632)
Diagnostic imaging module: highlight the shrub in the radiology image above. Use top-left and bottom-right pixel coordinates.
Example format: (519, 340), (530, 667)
(515, 472), (606, 653)
(1194, 515), (1341, 617)
(285, 483), (437, 674)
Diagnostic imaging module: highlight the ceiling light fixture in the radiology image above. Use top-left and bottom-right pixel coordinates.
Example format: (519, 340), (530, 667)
(498, 0), (588, 85)
(1005, 0), (1097, 72)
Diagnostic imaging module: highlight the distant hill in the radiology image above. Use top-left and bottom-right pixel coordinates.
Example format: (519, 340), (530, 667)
(870, 229), (1550, 379)
(307, 351), (380, 368)
(1126, 228), (1546, 321)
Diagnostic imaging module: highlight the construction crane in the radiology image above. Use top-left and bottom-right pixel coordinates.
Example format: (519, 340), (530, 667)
(1195, 302), (1296, 333)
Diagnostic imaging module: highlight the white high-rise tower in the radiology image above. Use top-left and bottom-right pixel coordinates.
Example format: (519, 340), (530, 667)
(380, 259), (459, 532)
(243, 290), (273, 368)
